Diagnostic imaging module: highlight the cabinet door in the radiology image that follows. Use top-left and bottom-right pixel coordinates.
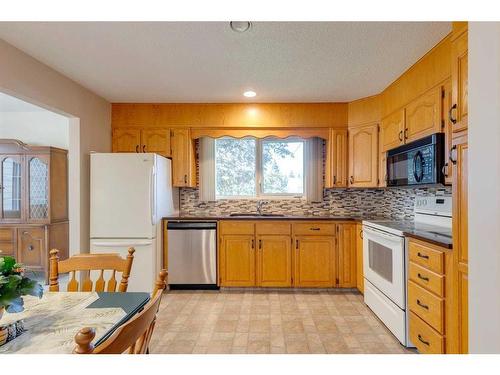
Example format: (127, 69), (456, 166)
(451, 132), (468, 353)
(380, 109), (405, 152)
(112, 128), (141, 153)
(405, 86), (442, 143)
(141, 128), (171, 157)
(355, 223), (364, 293)
(17, 227), (45, 270)
(451, 30), (468, 133)
(294, 236), (335, 287)
(348, 123), (379, 187)
(27, 155), (50, 223)
(0, 155), (24, 222)
(326, 129), (348, 187)
(171, 129), (196, 187)
(220, 234), (255, 287)
(257, 235), (292, 287)
(337, 223), (357, 288)
(442, 80), (453, 185)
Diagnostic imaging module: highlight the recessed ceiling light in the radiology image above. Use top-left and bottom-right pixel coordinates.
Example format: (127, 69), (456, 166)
(243, 90), (256, 98)
(230, 21), (252, 33)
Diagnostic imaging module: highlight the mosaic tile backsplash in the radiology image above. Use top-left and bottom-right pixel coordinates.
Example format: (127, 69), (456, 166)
(179, 186), (452, 220)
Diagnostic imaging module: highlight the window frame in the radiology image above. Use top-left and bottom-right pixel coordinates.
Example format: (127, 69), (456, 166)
(215, 136), (306, 200)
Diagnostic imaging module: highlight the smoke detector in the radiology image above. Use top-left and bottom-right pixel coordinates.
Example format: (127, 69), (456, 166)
(230, 21), (252, 33)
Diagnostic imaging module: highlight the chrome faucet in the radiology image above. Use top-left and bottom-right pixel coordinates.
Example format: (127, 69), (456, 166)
(256, 200), (268, 215)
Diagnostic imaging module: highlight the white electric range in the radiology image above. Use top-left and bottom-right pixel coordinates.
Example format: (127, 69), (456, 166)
(362, 195), (452, 347)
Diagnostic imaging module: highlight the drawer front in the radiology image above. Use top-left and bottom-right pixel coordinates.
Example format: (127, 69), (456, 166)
(293, 223), (336, 236)
(409, 262), (445, 297)
(0, 228), (15, 242)
(408, 280), (444, 333)
(219, 221), (255, 235)
(409, 241), (444, 274)
(0, 241), (15, 256)
(256, 222), (290, 235)
(17, 227), (45, 269)
(409, 312), (445, 354)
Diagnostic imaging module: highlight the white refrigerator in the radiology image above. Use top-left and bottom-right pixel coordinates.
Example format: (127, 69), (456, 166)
(90, 153), (174, 292)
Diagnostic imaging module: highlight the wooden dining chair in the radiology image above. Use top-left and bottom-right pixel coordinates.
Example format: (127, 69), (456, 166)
(73, 269), (168, 354)
(49, 248), (135, 292)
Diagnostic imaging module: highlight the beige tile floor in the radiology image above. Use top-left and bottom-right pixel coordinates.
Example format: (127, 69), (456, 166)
(149, 289), (416, 354)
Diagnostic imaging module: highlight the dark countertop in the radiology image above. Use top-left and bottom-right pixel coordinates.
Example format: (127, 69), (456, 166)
(404, 230), (453, 249)
(163, 215), (365, 222)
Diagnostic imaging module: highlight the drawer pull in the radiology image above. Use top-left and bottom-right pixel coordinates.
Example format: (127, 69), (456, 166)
(417, 299), (429, 310)
(418, 334), (430, 346)
(417, 252), (429, 260)
(417, 273), (429, 282)
(309, 227), (320, 231)
(27, 245), (34, 251)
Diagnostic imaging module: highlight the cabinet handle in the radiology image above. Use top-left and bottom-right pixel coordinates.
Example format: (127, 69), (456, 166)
(360, 230), (363, 239)
(259, 239), (262, 249)
(449, 145), (457, 165)
(441, 163), (449, 177)
(416, 299), (429, 310)
(135, 145), (139, 153)
(251, 239), (254, 249)
(349, 176), (354, 185)
(417, 252), (429, 259)
(27, 245), (34, 251)
(449, 104), (457, 124)
(398, 131), (403, 142)
(184, 174), (188, 184)
(404, 128), (408, 140)
(418, 334), (430, 346)
(295, 240), (299, 249)
(333, 175), (337, 185)
(143, 145), (146, 153)
(417, 273), (429, 282)
(309, 227), (320, 231)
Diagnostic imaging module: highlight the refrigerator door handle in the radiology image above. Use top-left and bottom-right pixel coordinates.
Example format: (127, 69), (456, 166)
(150, 167), (156, 226)
(91, 240), (153, 247)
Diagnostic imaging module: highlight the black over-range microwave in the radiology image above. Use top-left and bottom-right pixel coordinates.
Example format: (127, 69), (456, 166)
(386, 133), (445, 187)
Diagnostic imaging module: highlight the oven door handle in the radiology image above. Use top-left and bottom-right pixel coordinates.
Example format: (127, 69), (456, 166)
(363, 226), (402, 242)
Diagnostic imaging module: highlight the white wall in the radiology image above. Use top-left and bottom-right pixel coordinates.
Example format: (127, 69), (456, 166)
(0, 39), (111, 254)
(0, 111), (69, 149)
(469, 22), (500, 354)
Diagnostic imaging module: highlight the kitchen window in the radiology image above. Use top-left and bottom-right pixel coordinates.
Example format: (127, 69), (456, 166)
(214, 137), (305, 199)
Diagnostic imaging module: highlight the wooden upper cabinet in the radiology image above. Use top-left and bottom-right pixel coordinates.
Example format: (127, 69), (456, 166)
(451, 29), (468, 133)
(112, 128), (141, 153)
(348, 123), (379, 187)
(405, 86), (443, 143)
(325, 129), (348, 188)
(220, 234), (255, 287)
(256, 235), (292, 287)
(380, 109), (405, 152)
(171, 129), (196, 187)
(337, 223), (357, 288)
(294, 236), (335, 287)
(141, 128), (171, 157)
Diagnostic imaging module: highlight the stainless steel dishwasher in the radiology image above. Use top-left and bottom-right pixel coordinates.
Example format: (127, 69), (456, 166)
(167, 221), (218, 289)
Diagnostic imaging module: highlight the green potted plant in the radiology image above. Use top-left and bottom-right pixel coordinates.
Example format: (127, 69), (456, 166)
(0, 256), (43, 320)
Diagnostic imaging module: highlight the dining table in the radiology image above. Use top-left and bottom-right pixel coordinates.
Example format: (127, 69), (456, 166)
(0, 291), (150, 354)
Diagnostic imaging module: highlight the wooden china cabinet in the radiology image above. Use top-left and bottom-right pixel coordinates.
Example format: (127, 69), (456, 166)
(0, 140), (69, 281)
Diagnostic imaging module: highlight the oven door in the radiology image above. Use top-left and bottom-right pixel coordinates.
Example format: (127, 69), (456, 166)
(363, 226), (405, 309)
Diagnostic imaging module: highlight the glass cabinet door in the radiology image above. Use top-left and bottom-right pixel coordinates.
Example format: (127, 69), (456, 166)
(1, 156), (23, 220)
(28, 157), (49, 220)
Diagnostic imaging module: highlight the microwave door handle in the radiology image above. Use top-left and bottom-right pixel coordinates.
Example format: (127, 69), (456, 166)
(413, 151), (423, 182)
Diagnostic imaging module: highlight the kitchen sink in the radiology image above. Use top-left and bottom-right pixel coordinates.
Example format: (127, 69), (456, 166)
(229, 213), (285, 217)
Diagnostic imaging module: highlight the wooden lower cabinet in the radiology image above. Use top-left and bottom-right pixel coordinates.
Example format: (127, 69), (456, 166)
(355, 223), (364, 294)
(337, 223), (357, 288)
(293, 236), (335, 287)
(219, 234), (255, 287)
(256, 235), (292, 287)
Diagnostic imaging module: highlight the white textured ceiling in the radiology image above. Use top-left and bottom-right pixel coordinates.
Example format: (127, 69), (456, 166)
(0, 22), (451, 103)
